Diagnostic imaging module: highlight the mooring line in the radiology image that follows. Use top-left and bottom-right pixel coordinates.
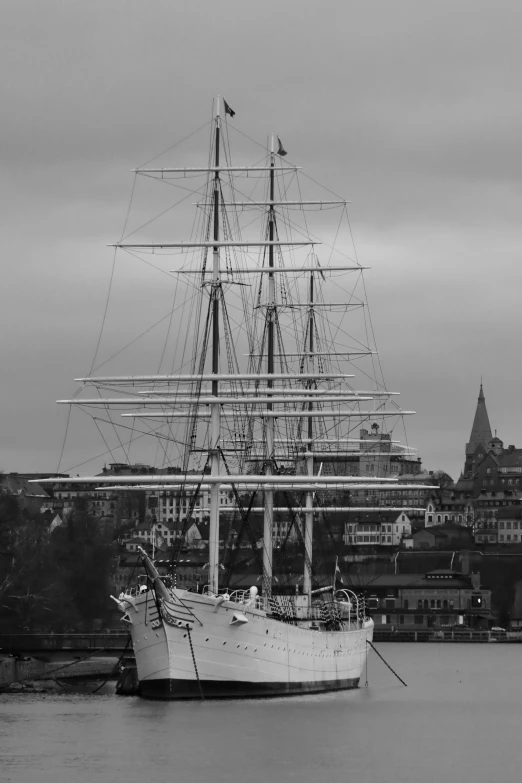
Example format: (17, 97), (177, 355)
(367, 640), (407, 686)
(186, 626), (205, 701)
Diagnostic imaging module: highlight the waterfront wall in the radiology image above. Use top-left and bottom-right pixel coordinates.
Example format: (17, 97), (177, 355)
(0, 656), (119, 686)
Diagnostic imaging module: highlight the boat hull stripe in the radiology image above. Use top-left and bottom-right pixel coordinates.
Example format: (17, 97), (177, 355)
(139, 676), (360, 700)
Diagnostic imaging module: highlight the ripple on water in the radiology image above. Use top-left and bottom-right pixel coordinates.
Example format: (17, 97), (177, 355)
(1, 644), (522, 783)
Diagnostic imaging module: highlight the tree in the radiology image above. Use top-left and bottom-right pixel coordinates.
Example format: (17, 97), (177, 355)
(427, 471), (454, 507)
(0, 486), (116, 632)
(46, 499), (115, 631)
(0, 481), (53, 631)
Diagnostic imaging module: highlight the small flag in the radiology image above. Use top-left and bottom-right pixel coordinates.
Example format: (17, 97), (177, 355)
(316, 259), (326, 282)
(277, 137), (287, 156)
(224, 99), (235, 118)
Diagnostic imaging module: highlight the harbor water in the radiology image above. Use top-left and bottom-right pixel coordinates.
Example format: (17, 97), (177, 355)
(1, 643), (521, 783)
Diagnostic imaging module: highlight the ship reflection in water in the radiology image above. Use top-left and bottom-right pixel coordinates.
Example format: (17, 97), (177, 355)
(1, 644), (521, 783)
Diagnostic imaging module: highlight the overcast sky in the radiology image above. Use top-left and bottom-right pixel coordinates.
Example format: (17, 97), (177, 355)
(1, 0), (521, 481)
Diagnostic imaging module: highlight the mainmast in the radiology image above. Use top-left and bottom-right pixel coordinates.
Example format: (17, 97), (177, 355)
(263, 134), (276, 598)
(209, 97), (222, 596)
(302, 273), (315, 603)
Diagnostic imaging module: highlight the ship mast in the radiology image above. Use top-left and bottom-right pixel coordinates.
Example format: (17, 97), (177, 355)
(263, 134), (276, 598)
(209, 97), (222, 595)
(302, 273), (315, 603)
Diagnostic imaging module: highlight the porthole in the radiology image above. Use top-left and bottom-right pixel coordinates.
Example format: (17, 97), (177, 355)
(223, 641), (226, 645)
(205, 637), (209, 642)
(183, 633), (187, 638)
(237, 644), (240, 648)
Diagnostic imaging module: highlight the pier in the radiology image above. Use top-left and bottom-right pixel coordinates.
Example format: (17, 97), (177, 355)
(0, 632), (130, 655)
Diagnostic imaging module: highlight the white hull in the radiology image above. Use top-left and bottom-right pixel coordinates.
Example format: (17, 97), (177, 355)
(123, 589), (373, 699)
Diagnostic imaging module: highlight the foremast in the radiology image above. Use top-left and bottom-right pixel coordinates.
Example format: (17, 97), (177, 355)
(209, 97), (222, 596)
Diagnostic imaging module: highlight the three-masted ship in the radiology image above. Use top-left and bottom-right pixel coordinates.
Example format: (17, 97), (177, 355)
(36, 98), (426, 698)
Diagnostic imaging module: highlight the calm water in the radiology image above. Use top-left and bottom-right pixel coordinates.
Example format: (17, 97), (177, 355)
(1, 643), (521, 783)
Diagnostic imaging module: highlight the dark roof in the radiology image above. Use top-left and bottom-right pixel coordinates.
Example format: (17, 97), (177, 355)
(350, 572), (473, 589)
(351, 511), (408, 524)
(1, 474), (50, 499)
(498, 451), (522, 469)
(421, 523), (472, 535)
(496, 506), (522, 520)
(413, 528), (448, 539)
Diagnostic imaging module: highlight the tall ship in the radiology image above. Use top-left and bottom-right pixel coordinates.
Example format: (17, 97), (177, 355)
(36, 98), (426, 699)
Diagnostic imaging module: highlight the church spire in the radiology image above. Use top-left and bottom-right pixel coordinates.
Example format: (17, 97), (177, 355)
(465, 381), (492, 455)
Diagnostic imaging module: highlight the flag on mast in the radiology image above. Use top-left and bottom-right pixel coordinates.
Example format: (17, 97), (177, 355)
(224, 99), (235, 118)
(277, 137), (287, 156)
(334, 556), (344, 585)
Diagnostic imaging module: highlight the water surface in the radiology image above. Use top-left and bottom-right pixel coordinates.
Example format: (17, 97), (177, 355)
(1, 643), (520, 783)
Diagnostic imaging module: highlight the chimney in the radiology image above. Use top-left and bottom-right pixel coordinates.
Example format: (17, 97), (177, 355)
(471, 572), (480, 590)
(460, 550), (470, 575)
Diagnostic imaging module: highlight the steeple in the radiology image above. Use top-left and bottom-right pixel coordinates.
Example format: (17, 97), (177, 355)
(465, 382), (492, 455)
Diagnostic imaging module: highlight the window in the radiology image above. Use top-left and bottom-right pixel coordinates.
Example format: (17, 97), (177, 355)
(427, 514), (433, 523)
(404, 599), (409, 610)
(443, 600), (448, 609)
(500, 535), (504, 542)
(399, 615), (405, 625)
(418, 599), (423, 609)
(436, 599), (441, 609)
(430, 599), (435, 609)
(414, 615), (424, 625)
